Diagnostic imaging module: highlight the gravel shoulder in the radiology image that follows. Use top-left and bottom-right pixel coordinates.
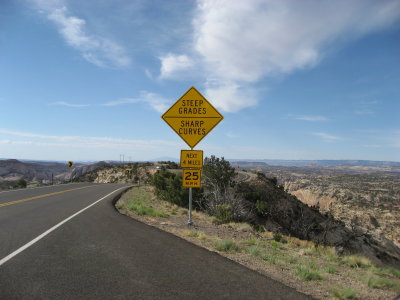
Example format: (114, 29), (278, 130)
(116, 186), (400, 300)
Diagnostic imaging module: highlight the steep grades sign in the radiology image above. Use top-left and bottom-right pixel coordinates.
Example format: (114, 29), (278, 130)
(162, 86), (223, 148)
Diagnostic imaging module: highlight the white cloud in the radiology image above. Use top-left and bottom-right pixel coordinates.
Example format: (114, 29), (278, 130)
(312, 132), (344, 143)
(159, 54), (194, 79)
(50, 101), (90, 108)
(355, 129), (400, 149)
(31, 1), (131, 68)
(355, 100), (379, 115)
(193, 0), (400, 80)
(225, 131), (239, 139)
(102, 91), (170, 113)
(362, 145), (383, 148)
(292, 115), (328, 122)
(160, 0), (400, 112)
(144, 69), (154, 80)
(0, 128), (179, 149)
(388, 130), (400, 148)
(205, 82), (257, 113)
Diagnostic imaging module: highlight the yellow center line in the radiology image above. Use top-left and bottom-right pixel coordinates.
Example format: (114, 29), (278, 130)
(0, 186), (95, 208)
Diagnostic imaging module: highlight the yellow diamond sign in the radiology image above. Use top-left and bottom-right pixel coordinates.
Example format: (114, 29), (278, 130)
(162, 86), (224, 148)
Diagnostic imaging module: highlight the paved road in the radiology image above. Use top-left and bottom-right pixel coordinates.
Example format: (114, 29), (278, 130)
(0, 183), (312, 299)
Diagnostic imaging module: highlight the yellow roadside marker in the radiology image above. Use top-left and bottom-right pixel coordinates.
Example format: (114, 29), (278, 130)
(0, 185), (94, 208)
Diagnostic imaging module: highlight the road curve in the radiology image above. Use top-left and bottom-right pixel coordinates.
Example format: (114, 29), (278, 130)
(0, 183), (312, 299)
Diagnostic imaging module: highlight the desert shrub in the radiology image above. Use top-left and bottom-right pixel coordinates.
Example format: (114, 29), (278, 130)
(252, 224), (265, 232)
(158, 161), (179, 169)
(331, 288), (357, 299)
(324, 265), (337, 274)
(152, 169), (204, 208)
(373, 267), (400, 279)
(186, 231), (199, 238)
(214, 240), (240, 252)
(273, 232), (287, 243)
(203, 156), (237, 191)
(129, 202), (167, 217)
(13, 178), (27, 189)
(295, 267), (323, 281)
(243, 238), (257, 246)
(342, 255), (372, 268)
(256, 172), (277, 185)
(214, 204), (233, 224)
(202, 157), (254, 222)
(248, 246), (262, 258)
(366, 275), (395, 289)
(256, 199), (268, 216)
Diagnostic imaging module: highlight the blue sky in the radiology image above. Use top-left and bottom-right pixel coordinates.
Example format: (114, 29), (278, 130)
(1, 0), (399, 162)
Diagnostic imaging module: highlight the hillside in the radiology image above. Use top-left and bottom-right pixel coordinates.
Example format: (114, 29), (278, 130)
(0, 159), (68, 188)
(234, 162), (400, 251)
(71, 162), (156, 184)
(235, 174), (400, 268)
(0, 159), (122, 190)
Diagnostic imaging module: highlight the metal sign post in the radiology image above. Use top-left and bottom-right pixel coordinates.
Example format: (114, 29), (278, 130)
(161, 86), (224, 226)
(188, 187), (193, 225)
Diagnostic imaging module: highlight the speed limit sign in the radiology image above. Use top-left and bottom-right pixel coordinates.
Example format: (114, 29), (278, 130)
(182, 169), (201, 188)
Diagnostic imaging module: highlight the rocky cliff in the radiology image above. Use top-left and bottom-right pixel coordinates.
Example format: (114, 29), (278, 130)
(72, 162), (154, 184)
(239, 176), (400, 268)
(284, 175), (400, 249)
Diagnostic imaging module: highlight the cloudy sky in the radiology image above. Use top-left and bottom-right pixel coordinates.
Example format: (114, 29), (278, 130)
(1, 0), (399, 162)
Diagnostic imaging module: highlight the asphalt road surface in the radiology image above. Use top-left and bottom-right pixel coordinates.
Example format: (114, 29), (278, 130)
(0, 183), (312, 299)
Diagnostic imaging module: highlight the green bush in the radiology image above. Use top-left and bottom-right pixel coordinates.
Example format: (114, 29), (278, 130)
(324, 265), (337, 274)
(366, 275), (395, 289)
(128, 202), (167, 217)
(214, 240), (240, 252)
(123, 187), (168, 217)
(331, 288), (357, 299)
(252, 224), (265, 232)
(248, 246), (262, 258)
(214, 204), (233, 224)
(273, 232), (287, 243)
(261, 253), (277, 265)
(186, 231), (199, 238)
(13, 178), (27, 189)
(243, 238), (257, 246)
(203, 156), (237, 191)
(295, 267), (323, 281)
(373, 267), (400, 279)
(256, 200), (268, 217)
(270, 241), (280, 249)
(152, 169), (204, 208)
(342, 255), (372, 268)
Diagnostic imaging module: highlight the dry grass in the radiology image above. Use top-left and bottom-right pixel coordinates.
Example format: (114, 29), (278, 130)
(115, 187), (400, 300)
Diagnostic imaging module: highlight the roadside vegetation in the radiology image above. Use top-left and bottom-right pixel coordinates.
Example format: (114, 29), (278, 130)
(13, 178), (27, 189)
(116, 186), (168, 218)
(115, 156), (400, 299)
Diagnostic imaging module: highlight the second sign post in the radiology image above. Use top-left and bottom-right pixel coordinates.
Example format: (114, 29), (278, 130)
(162, 87), (223, 225)
(181, 150), (203, 225)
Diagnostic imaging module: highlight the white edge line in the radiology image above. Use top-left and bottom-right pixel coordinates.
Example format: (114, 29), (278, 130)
(0, 186), (129, 267)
